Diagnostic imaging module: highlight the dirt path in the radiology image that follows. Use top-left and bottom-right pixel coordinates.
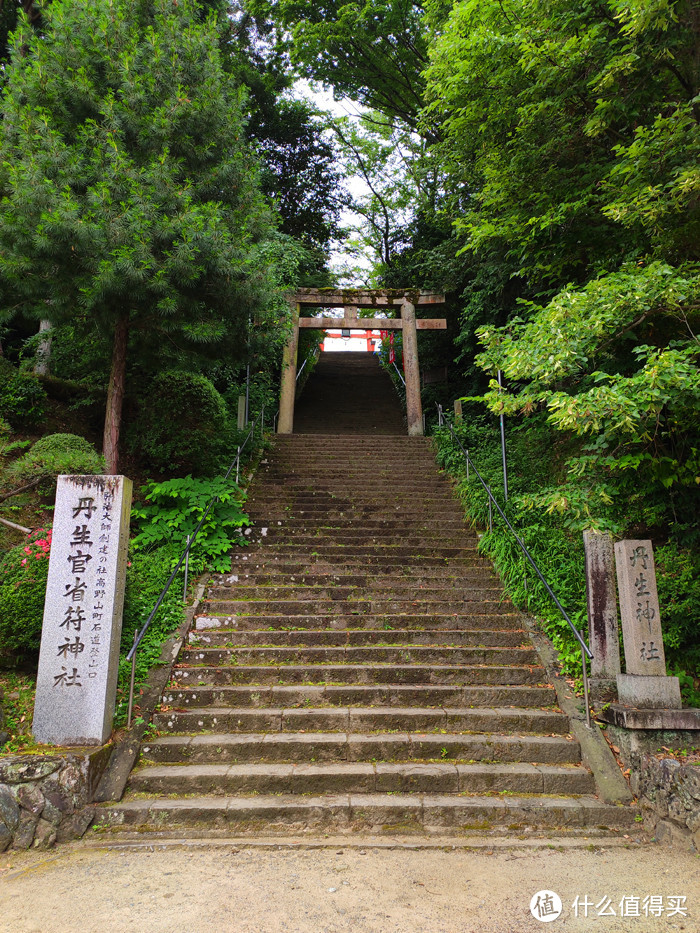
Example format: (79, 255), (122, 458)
(1, 838), (698, 932)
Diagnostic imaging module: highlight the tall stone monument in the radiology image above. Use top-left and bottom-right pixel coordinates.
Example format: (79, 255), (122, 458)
(33, 475), (132, 745)
(583, 530), (621, 692)
(614, 539), (681, 709)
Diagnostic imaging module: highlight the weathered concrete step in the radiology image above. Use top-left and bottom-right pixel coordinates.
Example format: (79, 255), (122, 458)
(194, 614), (523, 631)
(140, 731), (580, 764)
(232, 554), (486, 569)
(213, 573), (501, 588)
(129, 761), (593, 797)
(246, 504), (467, 517)
(202, 600), (517, 616)
(172, 663), (545, 686)
(159, 683), (557, 710)
(247, 545), (473, 560)
(101, 793), (636, 832)
(188, 629), (526, 648)
(206, 584), (505, 600)
(152, 706), (569, 735)
(179, 645), (538, 666)
(245, 533), (474, 548)
(246, 519), (471, 532)
(217, 564), (500, 581)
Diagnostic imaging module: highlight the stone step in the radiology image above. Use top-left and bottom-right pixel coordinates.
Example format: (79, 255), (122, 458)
(206, 584), (505, 599)
(171, 663), (545, 686)
(232, 554), (485, 569)
(158, 683), (557, 709)
(152, 706), (570, 735)
(212, 573), (501, 588)
(187, 629), (526, 648)
(101, 793), (636, 833)
(224, 560), (498, 577)
(194, 613), (523, 631)
(140, 731), (580, 765)
(129, 761), (594, 797)
(201, 599), (517, 616)
(245, 519), (472, 532)
(243, 533), (474, 547)
(179, 645), (539, 666)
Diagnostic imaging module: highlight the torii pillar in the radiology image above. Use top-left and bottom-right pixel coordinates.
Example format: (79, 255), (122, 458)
(278, 288), (446, 436)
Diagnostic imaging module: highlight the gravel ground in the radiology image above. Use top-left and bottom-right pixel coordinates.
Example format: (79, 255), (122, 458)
(1, 838), (699, 933)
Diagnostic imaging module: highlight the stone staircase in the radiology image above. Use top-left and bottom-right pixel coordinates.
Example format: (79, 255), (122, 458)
(103, 433), (636, 839)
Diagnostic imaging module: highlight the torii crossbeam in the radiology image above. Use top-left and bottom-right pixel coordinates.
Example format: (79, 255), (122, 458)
(278, 289), (447, 437)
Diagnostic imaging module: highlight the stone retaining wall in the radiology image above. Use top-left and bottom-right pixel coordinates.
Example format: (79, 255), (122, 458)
(631, 754), (700, 851)
(0, 748), (110, 851)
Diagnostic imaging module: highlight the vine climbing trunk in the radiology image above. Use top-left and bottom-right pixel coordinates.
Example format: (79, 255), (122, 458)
(103, 313), (129, 474)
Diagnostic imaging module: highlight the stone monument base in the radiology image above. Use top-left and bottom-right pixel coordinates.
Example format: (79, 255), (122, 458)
(602, 705), (700, 760)
(616, 673), (682, 709)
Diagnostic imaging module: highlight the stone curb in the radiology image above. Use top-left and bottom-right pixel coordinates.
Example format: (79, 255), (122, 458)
(522, 612), (635, 807)
(92, 578), (208, 803)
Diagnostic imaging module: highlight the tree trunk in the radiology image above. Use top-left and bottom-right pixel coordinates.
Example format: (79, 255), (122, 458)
(34, 319), (52, 376)
(103, 313), (129, 475)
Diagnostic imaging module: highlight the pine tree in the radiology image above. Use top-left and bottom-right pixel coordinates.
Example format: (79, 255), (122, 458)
(0, 0), (279, 472)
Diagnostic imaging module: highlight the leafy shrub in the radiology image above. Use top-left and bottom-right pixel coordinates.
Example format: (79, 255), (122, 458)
(657, 541), (700, 673)
(2, 433), (104, 490)
(0, 528), (52, 665)
(131, 475), (248, 574)
(129, 371), (229, 475)
(0, 358), (47, 427)
(114, 543), (187, 726)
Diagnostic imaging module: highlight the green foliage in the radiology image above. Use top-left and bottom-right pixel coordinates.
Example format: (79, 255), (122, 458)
(656, 541), (700, 673)
(0, 358), (47, 427)
(129, 370), (229, 476)
(433, 420), (591, 676)
(248, 0), (429, 131)
(131, 475), (249, 574)
(0, 671), (36, 754)
(114, 543), (187, 728)
(2, 433), (104, 490)
(0, 528), (52, 665)
(0, 0), (288, 465)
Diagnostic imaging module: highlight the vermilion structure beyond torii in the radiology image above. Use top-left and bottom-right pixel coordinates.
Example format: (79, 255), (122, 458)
(278, 289), (446, 437)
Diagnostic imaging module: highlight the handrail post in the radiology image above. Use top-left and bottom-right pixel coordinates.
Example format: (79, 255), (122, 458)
(581, 644), (592, 728)
(487, 486), (493, 533)
(183, 534), (191, 601)
(236, 446), (241, 485)
(127, 629), (138, 728)
(497, 370), (509, 502)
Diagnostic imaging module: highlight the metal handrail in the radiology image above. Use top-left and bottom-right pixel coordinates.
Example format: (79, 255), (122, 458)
(125, 405), (265, 726)
(392, 360), (406, 387)
(436, 404), (593, 728)
(296, 344), (321, 383)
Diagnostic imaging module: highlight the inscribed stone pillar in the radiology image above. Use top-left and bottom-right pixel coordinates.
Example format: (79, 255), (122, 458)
(583, 531), (621, 680)
(278, 301), (300, 434)
(401, 298), (423, 437)
(33, 475), (132, 745)
(614, 539), (681, 709)
(454, 399), (463, 425)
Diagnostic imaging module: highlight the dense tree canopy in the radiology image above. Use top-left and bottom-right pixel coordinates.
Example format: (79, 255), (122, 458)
(0, 0), (285, 472)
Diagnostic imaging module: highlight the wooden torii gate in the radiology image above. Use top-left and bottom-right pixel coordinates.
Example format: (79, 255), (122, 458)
(278, 288), (446, 437)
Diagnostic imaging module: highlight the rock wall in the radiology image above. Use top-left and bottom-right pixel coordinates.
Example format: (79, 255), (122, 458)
(0, 748), (110, 851)
(631, 754), (700, 851)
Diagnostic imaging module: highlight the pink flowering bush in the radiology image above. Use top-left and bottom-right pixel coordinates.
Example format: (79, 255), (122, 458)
(0, 528), (52, 665)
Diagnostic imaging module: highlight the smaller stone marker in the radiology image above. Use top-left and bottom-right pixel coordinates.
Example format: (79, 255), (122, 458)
(583, 531), (621, 684)
(454, 399), (463, 424)
(33, 475), (132, 745)
(237, 395), (246, 431)
(614, 539), (681, 709)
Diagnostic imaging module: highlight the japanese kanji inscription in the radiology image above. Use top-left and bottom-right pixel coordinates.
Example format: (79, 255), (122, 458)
(33, 475), (132, 745)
